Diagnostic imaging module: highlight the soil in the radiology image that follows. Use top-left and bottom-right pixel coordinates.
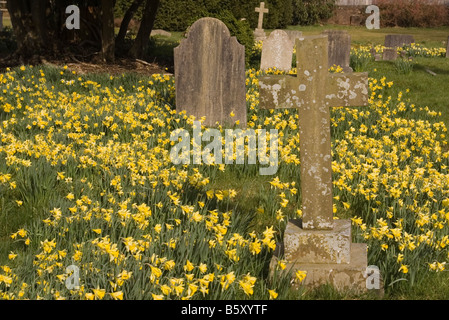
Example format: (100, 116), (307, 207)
(51, 57), (169, 77)
(0, 52), (171, 77)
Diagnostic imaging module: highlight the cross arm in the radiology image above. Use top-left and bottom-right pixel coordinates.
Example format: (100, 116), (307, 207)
(258, 74), (299, 110)
(258, 72), (370, 110)
(325, 72), (369, 108)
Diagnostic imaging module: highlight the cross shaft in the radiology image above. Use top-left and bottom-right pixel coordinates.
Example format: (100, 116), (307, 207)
(258, 35), (369, 230)
(255, 2), (269, 30)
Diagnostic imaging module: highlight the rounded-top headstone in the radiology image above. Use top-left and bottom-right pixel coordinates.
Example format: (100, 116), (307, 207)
(174, 18), (246, 128)
(260, 30), (294, 72)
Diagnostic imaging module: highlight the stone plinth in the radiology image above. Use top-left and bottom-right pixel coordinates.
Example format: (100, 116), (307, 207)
(272, 241), (368, 292)
(284, 219), (351, 264)
(254, 28), (267, 41)
(271, 219), (370, 293)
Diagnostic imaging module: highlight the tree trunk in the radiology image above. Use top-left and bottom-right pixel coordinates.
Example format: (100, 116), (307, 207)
(100, 0), (115, 63)
(7, 0), (49, 58)
(116, 0), (145, 49)
(128, 0), (160, 59)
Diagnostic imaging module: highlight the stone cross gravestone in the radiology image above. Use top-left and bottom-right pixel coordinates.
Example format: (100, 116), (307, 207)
(259, 35), (371, 292)
(322, 30), (353, 72)
(254, 2), (269, 40)
(260, 30), (294, 72)
(174, 18), (246, 128)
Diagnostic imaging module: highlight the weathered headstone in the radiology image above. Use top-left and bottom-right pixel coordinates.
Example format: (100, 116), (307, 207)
(260, 30), (294, 72)
(370, 47), (382, 61)
(284, 30), (303, 44)
(259, 35), (373, 293)
(322, 30), (353, 72)
(151, 29), (172, 37)
(350, 15), (363, 26)
(254, 2), (269, 40)
(382, 47), (398, 61)
(384, 34), (415, 48)
(174, 18), (246, 128)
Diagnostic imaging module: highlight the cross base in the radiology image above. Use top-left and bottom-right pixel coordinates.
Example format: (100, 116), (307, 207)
(270, 219), (383, 295)
(254, 28), (267, 41)
(284, 219), (352, 264)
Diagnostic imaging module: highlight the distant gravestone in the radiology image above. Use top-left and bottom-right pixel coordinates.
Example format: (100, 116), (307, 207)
(284, 30), (303, 44)
(350, 15), (363, 26)
(382, 47), (398, 61)
(260, 30), (294, 72)
(384, 34), (415, 48)
(322, 30), (353, 72)
(174, 18), (246, 128)
(0, 11), (3, 32)
(151, 29), (172, 37)
(254, 2), (269, 40)
(370, 48), (382, 61)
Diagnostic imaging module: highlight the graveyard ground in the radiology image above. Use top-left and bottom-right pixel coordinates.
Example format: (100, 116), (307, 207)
(1, 25), (449, 300)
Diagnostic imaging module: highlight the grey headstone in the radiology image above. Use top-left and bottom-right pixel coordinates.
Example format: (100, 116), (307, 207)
(174, 18), (246, 128)
(370, 47), (382, 61)
(350, 15), (363, 26)
(260, 30), (294, 72)
(382, 47), (398, 61)
(284, 30), (303, 44)
(384, 34), (415, 48)
(322, 30), (353, 73)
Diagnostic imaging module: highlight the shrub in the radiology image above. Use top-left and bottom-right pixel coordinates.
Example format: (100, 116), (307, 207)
(0, 27), (17, 54)
(394, 56), (415, 75)
(153, 0), (295, 31)
(292, 0), (336, 26)
(153, 0), (207, 31)
(262, 0), (294, 29)
(376, 0), (449, 28)
(208, 10), (255, 68)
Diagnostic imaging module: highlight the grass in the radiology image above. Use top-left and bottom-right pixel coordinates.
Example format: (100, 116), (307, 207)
(1, 14), (10, 28)
(0, 62), (448, 300)
(285, 24), (449, 48)
(366, 57), (449, 128)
